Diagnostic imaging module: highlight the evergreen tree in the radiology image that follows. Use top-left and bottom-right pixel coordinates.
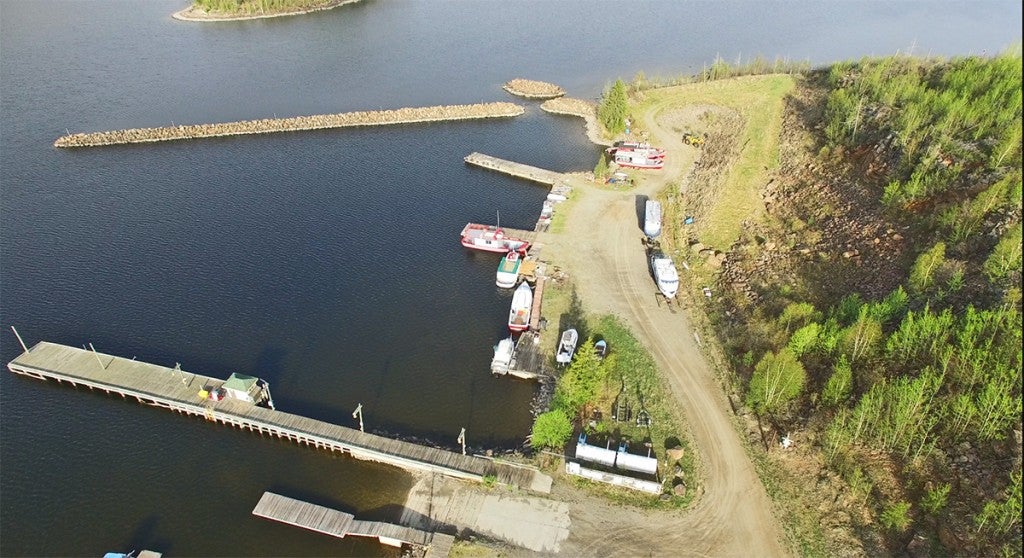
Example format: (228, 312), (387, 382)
(598, 79), (629, 135)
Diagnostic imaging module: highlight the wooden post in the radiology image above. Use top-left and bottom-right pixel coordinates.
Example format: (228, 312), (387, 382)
(352, 403), (364, 432)
(88, 343), (106, 370)
(10, 326), (29, 354)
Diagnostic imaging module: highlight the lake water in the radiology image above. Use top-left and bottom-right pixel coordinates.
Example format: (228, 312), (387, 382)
(1, 1), (1019, 555)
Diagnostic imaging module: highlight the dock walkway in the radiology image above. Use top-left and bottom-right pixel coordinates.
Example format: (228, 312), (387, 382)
(252, 492), (453, 552)
(464, 152), (562, 186)
(7, 342), (551, 493)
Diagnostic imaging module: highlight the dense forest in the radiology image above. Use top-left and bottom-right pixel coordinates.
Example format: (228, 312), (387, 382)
(719, 51), (1021, 555)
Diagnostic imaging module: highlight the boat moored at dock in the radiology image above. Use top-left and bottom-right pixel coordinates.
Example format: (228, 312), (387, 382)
(491, 337), (515, 374)
(507, 282), (533, 332)
(495, 251), (522, 288)
(460, 223), (531, 254)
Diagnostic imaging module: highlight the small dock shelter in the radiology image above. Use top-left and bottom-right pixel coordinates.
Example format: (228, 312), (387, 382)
(220, 372), (274, 408)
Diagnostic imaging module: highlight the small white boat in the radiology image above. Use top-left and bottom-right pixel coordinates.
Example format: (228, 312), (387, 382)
(556, 328), (579, 364)
(594, 339), (608, 359)
(649, 250), (680, 298)
(644, 200), (662, 238)
(491, 336), (515, 374)
(508, 282), (533, 332)
(495, 250), (522, 288)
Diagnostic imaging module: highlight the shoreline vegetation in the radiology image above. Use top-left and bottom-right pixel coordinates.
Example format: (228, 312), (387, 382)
(172, 0), (362, 22)
(53, 102), (524, 148)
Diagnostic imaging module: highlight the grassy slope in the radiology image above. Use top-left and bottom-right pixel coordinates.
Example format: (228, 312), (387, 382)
(634, 75), (794, 251)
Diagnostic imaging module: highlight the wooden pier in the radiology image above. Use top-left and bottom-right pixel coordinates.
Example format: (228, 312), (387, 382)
(252, 492), (455, 555)
(506, 331), (548, 381)
(7, 341), (551, 493)
(464, 152), (562, 186)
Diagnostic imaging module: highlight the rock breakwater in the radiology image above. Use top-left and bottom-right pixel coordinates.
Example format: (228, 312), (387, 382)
(54, 102), (525, 148)
(502, 79), (566, 99)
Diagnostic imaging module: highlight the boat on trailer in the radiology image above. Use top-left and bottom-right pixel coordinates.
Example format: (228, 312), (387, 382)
(649, 250), (680, 298)
(495, 250), (522, 288)
(555, 328), (579, 365)
(644, 200), (662, 238)
(461, 223), (531, 254)
(507, 282), (533, 332)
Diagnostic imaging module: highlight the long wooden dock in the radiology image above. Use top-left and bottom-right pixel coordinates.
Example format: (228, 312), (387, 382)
(7, 341), (551, 493)
(464, 152), (562, 186)
(252, 492), (455, 555)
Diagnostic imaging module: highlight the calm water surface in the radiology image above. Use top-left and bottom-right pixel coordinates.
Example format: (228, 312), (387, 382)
(1, 1), (1019, 555)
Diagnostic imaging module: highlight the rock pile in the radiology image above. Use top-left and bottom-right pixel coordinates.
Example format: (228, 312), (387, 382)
(502, 79), (566, 99)
(55, 102), (525, 148)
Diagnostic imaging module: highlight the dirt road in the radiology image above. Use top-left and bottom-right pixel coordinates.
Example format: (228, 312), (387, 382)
(540, 99), (791, 557)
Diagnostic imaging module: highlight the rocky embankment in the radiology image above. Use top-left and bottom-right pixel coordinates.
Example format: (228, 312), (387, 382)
(172, 0), (361, 22)
(54, 102), (525, 148)
(540, 97), (607, 146)
(502, 79), (566, 99)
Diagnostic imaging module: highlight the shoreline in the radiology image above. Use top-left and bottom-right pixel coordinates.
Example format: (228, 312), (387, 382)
(172, 0), (362, 22)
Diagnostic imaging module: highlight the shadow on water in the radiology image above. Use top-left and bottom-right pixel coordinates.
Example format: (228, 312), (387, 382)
(253, 345), (288, 386)
(126, 515), (172, 556)
(634, 193), (648, 234)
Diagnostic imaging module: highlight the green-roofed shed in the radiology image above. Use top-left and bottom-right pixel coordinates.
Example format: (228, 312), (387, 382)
(223, 373), (258, 403)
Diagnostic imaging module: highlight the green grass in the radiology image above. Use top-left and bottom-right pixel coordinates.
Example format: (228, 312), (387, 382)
(633, 75), (795, 251)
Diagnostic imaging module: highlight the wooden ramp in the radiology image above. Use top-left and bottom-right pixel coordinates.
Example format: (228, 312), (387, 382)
(464, 152), (562, 185)
(7, 341), (553, 494)
(253, 492), (446, 551)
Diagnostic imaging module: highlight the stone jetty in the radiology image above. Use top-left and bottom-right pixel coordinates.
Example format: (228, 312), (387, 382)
(502, 79), (566, 99)
(54, 102), (525, 148)
(540, 97), (609, 146)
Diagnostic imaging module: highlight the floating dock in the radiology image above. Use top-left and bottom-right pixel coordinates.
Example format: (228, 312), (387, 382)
(505, 331), (547, 381)
(252, 492), (455, 556)
(54, 103), (525, 148)
(464, 152), (562, 186)
(7, 341), (552, 493)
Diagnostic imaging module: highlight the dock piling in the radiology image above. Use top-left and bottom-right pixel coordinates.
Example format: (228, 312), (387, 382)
(10, 326), (29, 354)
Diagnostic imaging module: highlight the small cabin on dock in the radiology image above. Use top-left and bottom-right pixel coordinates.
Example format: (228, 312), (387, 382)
(219, 373), (274, 408)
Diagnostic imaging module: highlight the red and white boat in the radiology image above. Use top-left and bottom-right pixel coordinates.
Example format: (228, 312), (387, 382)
(460, 223), (531, 254)
(606, 142), (665, 169)
(507, 282), (533, 332)
(612, 141), (666, 157)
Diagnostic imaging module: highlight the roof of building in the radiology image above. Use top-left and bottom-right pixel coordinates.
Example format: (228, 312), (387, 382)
(224, 373), (258, 392)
